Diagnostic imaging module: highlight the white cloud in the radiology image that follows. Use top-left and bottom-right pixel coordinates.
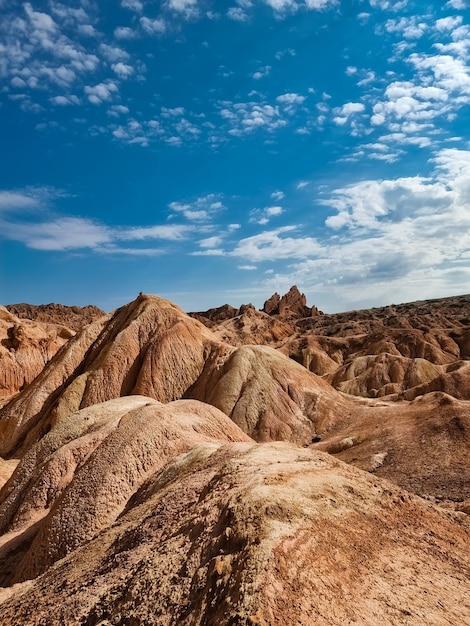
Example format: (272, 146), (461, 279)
(24, 3), (57, 33)
(227, 7), (250, 21)
(264, 0), (298, 13)
(219, 100), (286, 136)
(232, 226), (321, 261)
(276, 92), (305, 105)
(84, 81), (119, 104)
(108, 104), (130, 116)
(385, 16), (427, 39)
(99, 44), (130, 63)
(111, 62), (134, 78)
(252, 65), (271, 79)
(2, 217), (112, 251)
(139, 17), (166, 35)
(238, 265), (257, 270)
(0, 2), (103, 100)
(0, 191), (196, 254)
(77, 24), (97, 37)
(161, 106), (185, 117)
(121, 0), (144, 12)
(435, 16), (463, 32)
(50, 94), (80, 106)
(264, 0), (337, 13)
(305, 0), (338, 8)
(357, 71), (376, 86)
(369, 0), (409, 10)
(0, 190), (40, 212)
(253, 148), (470, 311)
(409, 53), (470, 94)
(168, 0), (198, 17)
(199, 235), (223, 248)
(114, 26), (137, 39)
(445, 0), (466, 7)
(249, 205), (284, 224)
(169, 194), (225, 222)
(122, 224), (191, 240)
(323, 176), (450, 230)
(271, 190), (285, 200)
(333, 101), (365, 125)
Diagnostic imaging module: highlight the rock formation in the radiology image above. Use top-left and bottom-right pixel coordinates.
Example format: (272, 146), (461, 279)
(6, 303), (105, 332)
(189, 303), (239, 326)
(0, 294), (350, 457)
(0, 289), (469, 624)
(0, 307), (74, 398)
(262, 285), (322, 318)
(210, 306), (295, 346)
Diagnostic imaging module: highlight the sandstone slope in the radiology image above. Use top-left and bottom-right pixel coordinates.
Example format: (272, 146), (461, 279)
(0, 442), (468, 625)
(0, 294), (354, 458)
(1, 292), (469, 504)
(0, 396), (251, 585)
(0, 306), (74, 399)
(311, 391), (470, 501)
(187, 343), (351, 443)
(0, 294), (218, 456)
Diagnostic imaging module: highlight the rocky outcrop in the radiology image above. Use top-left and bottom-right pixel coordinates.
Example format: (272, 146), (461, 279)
(211, 306), (295, 346)
(262, 285), (322, 319)
(6, 303), (105, 332)
(0, 307), (74, 398)
(0, 290), (469, 624)
(189, 303), (239, 326)
(402, 360), (470, 401)
(0, 442), (468, 625)
(0, 314), (110, 456)
(0, 294), (354, 457)
(1, 291), (469, 504)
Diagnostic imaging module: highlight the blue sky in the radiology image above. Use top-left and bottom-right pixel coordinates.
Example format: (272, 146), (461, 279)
(1, 0), (470, 313)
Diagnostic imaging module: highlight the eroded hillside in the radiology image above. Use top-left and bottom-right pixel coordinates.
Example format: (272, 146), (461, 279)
(0, 289), (468, 624)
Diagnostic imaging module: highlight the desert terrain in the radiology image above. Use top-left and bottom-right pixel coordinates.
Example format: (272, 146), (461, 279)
(0, 287), (468, 625)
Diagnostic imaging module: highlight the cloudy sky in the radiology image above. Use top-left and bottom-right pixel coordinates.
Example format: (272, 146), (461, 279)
(1, 0), (470, 313)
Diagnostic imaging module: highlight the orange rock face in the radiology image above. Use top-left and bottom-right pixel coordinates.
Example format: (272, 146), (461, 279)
(0, 307), (74, 399)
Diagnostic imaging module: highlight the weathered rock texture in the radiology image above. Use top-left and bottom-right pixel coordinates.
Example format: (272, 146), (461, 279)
(0, 294), (221, 456)
(0, 396), (251, 585)
(187, 344), (349, 443)
(1, 292), (470, 505)
(0, 294), (350, 458)
(210, 306), (295, 346)
(262, 285), (322, 318)
(6, 303), (105, 332)
(204, 292), (470, 402)
(0, 290), (470, 623)
(0, 443), (468, 625)
(0, 307), (74, 399)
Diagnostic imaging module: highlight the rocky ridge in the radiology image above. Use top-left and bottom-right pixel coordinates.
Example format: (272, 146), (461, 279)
(6, 303), (105, 332)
